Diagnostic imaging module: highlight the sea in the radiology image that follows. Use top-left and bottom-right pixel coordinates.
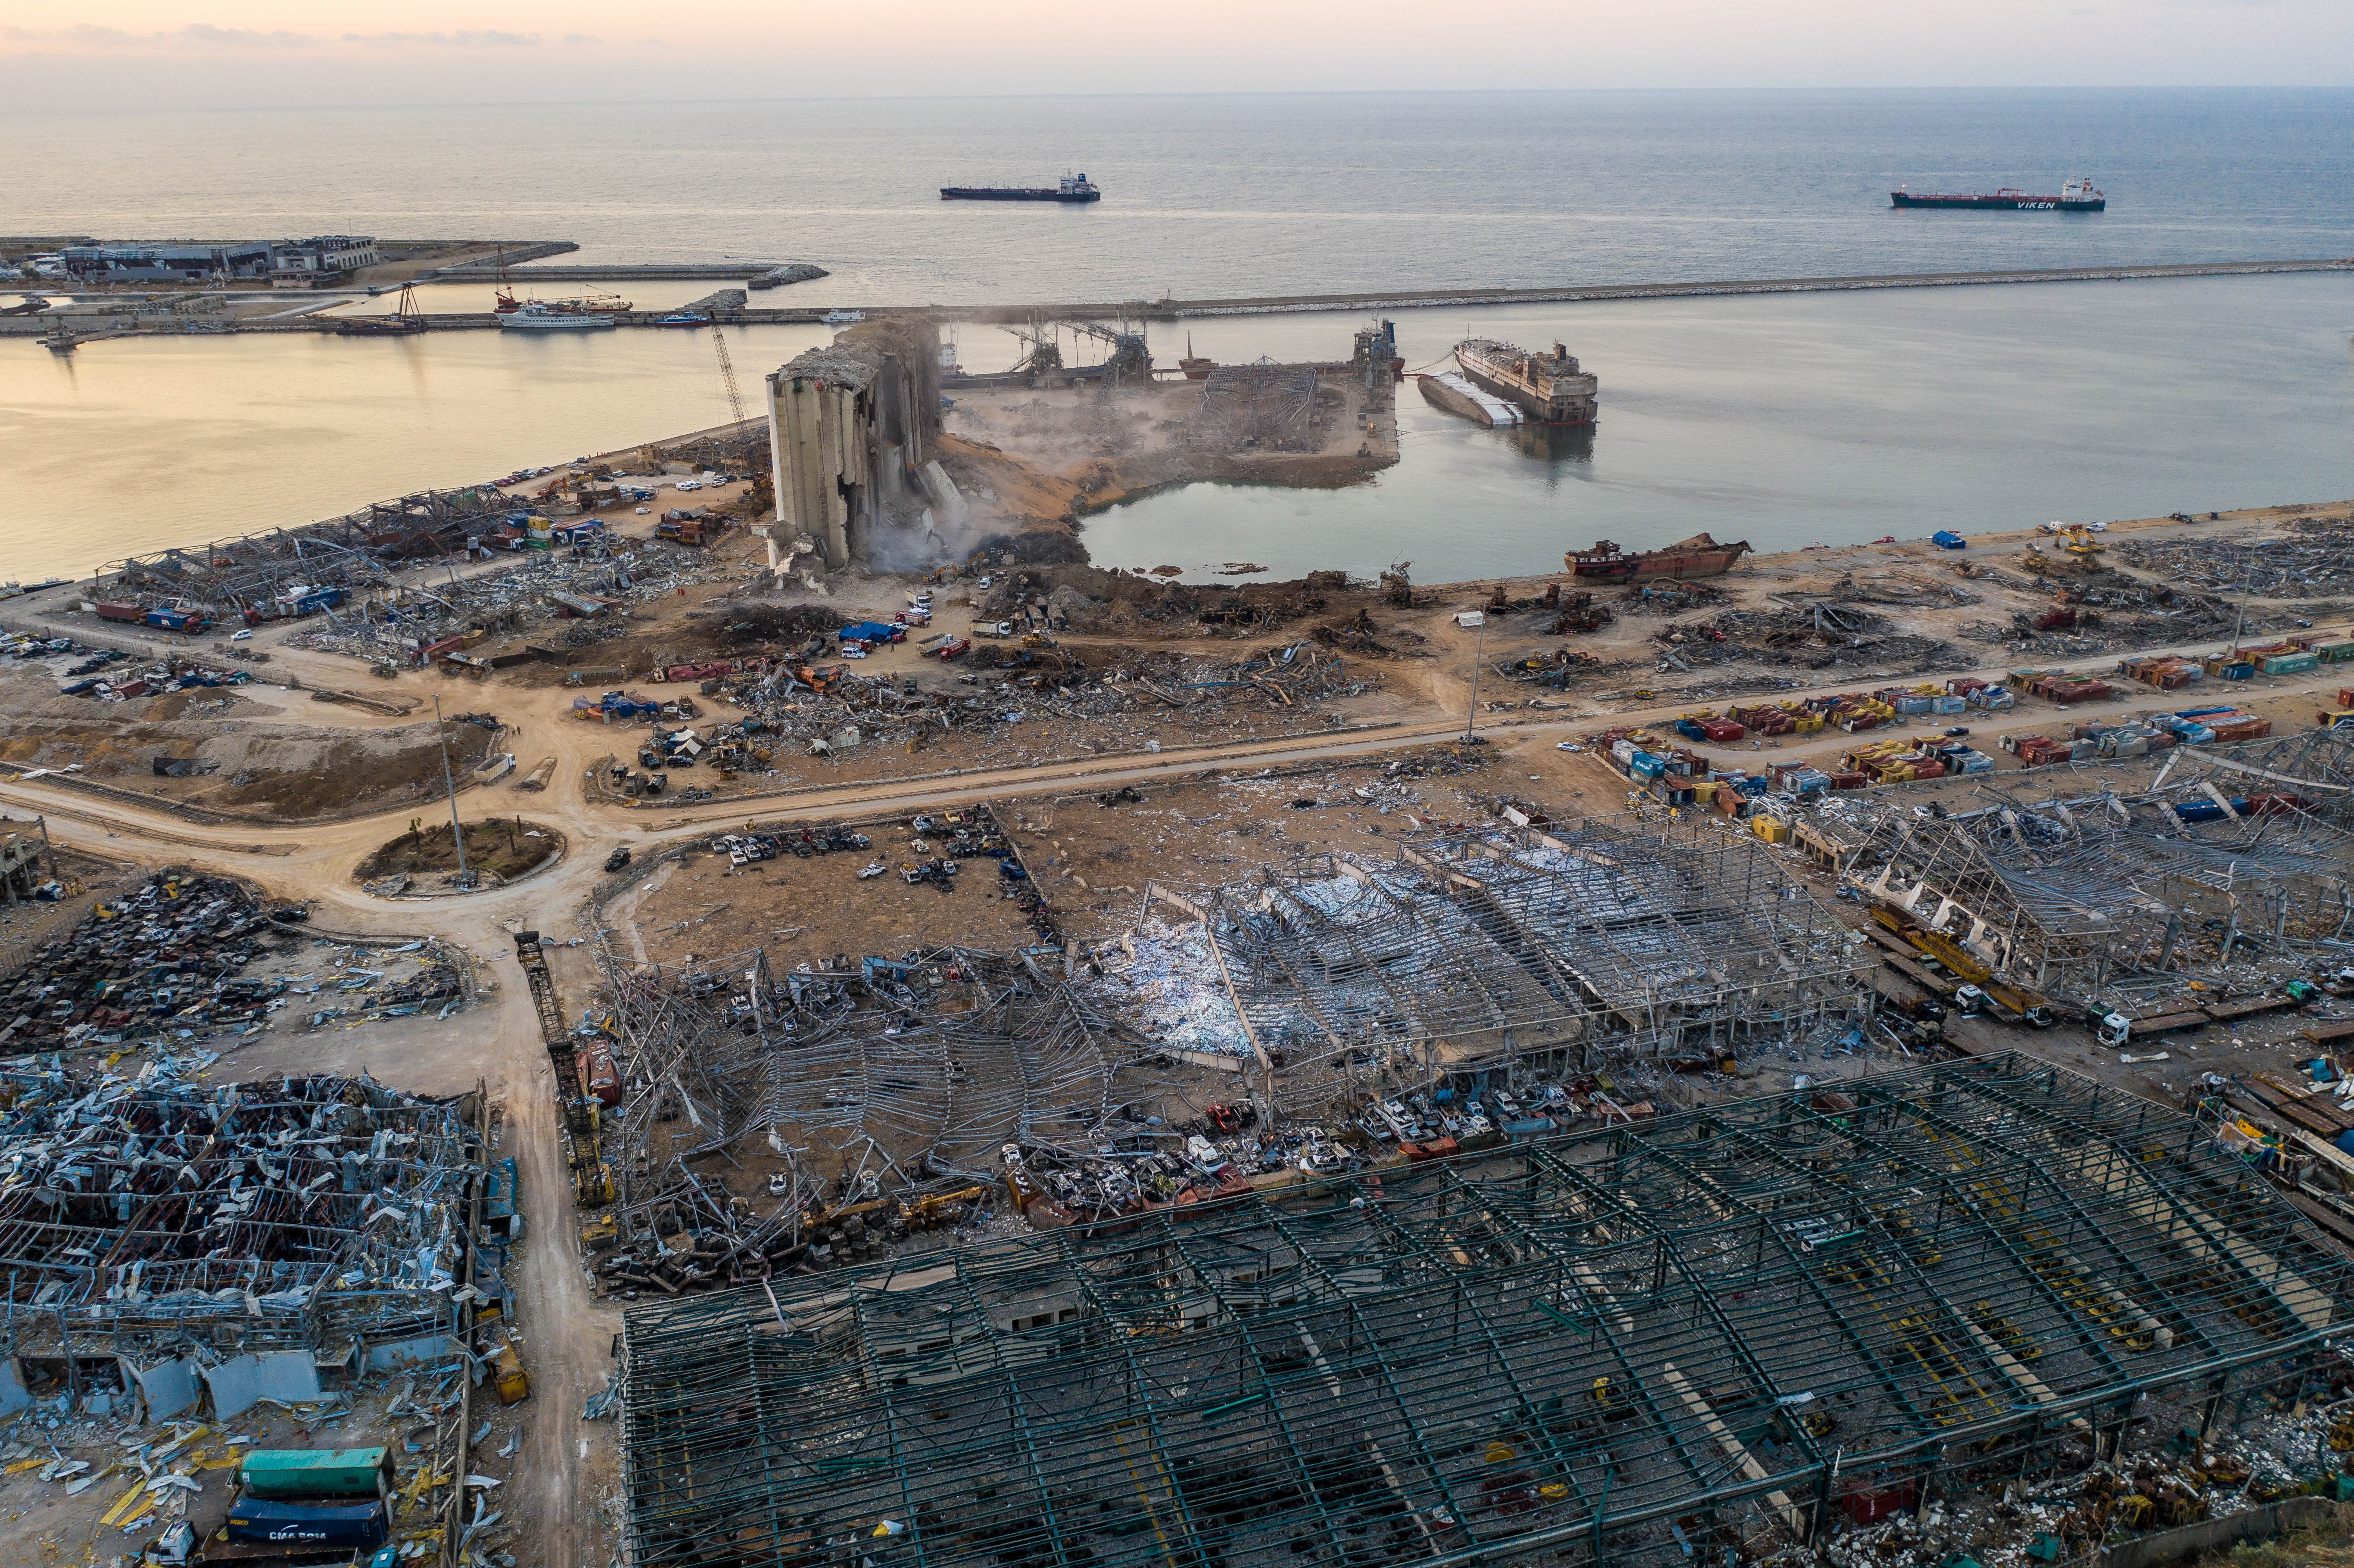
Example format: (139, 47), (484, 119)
(3, 89), (2351, 583)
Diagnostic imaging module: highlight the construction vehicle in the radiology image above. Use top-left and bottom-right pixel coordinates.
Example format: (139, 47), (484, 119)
(1381, 560), (1415, 608)
(899, 1186), (987, 1233)
(1865, 905), (2053, 1026)
(2060, 524), (2106, 566)
(514, 930), (612, 1204)
(1020, 632), (1059, 651)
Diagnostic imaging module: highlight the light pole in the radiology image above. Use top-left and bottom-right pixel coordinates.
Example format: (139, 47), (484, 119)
(1463, 614), (1485, 743)
(432, 695), (470, 885)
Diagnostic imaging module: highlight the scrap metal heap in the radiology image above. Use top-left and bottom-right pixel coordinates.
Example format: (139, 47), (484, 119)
(615, 1055), (2351, 1568)
(0, 1067), (478, 1357)
(1834, 729), (2354, 1001)
(582, 940), (1155, 1293)
(1131, 817), (1876, 1104)
(1191, 358), (1321, 448)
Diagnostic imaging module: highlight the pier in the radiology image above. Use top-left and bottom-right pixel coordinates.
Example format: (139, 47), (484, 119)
(15, 257), (2349, 345)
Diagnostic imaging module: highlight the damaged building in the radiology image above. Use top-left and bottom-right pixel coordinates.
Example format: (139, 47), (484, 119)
(765, 317), (960, 571)
(0, 1067), (483, 1422)
(1127, 817), (1878, 1103)
(613, 1054), (2351, 1568)
(1829, 728), (2354, 1002)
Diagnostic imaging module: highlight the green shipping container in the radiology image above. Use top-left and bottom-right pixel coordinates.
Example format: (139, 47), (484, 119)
(2263, 652), (2319, 675)
(239, 1447), (393, 1499)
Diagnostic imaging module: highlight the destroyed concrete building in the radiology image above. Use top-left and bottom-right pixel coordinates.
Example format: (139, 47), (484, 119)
(0, 1068), (481, 1420)
(1127, 818), (1878, 1103)
(766, 317), (956, 570)
(613, 1054), (2351, 1568)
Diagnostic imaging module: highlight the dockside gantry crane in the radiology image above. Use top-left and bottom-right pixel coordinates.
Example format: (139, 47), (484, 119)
(514, 930), (612, 1205)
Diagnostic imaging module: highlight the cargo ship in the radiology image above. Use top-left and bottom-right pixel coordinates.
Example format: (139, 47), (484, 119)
(941, 172), (1101, 203)
(1569, 533), (1752, 584)
(1890, 176), (2104, 211)
(1454, 339), (1597, 426)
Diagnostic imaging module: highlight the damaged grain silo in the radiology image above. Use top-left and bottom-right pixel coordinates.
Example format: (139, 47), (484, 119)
(765, 317), (958, 571)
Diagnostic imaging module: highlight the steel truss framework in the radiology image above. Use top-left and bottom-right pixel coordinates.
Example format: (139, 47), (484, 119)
(107, 484), (514, 613)
(1145, 817), (1875, 1089)
(595, 945), (1146, 1266)
(618, 1055), (2346, 1568)
(1847, 732), (2354, 998)
(0, 1070), (473, 1358)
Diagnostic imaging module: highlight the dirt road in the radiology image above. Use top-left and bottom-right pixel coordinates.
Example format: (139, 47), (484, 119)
(4, 594), (2349, 1567)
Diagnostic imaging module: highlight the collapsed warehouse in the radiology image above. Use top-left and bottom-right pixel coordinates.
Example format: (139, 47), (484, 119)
(0, 1067), (482, 1416)
(1128, 817), (1878, 1108)
(106, 483), (518, 618)
(614, 1055), (2351, 1568)
(580, 942), (1155, 1291)
(1829, 728), (2354, 1004)
(572, 815), (1878, 1290)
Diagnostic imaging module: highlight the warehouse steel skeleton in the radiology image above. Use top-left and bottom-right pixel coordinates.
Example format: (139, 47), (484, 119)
(613, 1055), (2351, 1568)
(0, 1069), (479, 1364)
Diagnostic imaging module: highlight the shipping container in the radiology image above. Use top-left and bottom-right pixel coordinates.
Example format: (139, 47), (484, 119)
(94, 601), (143, 623)
(228, 1497), (391, 1550)
(239, 1447), (393, 1500)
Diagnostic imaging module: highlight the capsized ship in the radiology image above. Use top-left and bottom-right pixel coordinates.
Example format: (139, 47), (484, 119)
(1569, 533), (1752, 584)
(1454, 339), (1597, 426)
(1890, 176), (2104, 211)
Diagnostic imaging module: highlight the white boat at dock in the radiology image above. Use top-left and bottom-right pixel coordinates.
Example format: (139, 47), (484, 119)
(498, 301), (618, 330)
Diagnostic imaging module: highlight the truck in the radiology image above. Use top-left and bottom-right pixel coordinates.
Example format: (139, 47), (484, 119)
(972, 620), (1014, 639)
(143, 607), (210, 633)
(94, 601), (144, 624)
(936, 636), (971, 661)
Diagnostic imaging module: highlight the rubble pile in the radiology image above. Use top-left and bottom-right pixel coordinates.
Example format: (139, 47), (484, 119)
(287, 937), (467, 1030)
(2116, 513), (2354, 599)
(0, 1065), (478, 1344)
(284, 537), (737, 666)
(1492, 644), (1612, 686)
(1650, 602), (1962, 674)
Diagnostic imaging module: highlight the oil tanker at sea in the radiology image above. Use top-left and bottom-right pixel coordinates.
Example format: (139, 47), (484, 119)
(1890, 176), (2105, 211)
(941, 172), (1101, 203)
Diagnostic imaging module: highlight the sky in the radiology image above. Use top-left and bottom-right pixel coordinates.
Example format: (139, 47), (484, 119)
(3, 0), (2352, 108)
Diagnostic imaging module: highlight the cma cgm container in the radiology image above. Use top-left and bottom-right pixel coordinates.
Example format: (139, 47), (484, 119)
(226, 1497), (391, 1550)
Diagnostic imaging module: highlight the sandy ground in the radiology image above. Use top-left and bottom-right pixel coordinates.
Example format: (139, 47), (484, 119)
(1, 495), (2351, 1566)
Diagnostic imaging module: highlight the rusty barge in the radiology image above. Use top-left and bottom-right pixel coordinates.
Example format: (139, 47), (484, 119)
(1569, 532), (1753, 584)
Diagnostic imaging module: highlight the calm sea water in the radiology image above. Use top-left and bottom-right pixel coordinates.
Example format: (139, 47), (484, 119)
(3, 90), (2351, 581)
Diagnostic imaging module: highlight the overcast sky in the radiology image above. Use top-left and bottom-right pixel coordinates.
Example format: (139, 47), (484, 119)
(4, 0), (2352, 109)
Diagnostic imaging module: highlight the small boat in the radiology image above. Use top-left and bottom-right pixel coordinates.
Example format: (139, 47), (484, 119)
(821, 309), (865, 326)
(653, 311), (711, 327)
(1568, 533), (1753, 584)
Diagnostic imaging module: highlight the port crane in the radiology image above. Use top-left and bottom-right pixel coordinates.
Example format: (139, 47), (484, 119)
(710, 325), (748, 426)
(513, 930), (612, 1204)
